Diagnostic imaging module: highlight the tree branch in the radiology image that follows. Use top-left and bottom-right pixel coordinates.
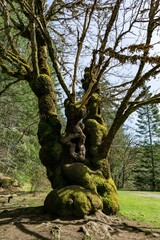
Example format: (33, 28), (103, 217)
(98, 0), (123, 66)
(30, 0), (39, 77)
(2, 0), (19, 55)
(16, 1), (71, 99)
(72, 0), (97, 102)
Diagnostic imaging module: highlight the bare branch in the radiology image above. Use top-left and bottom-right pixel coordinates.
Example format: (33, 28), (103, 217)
(30, 0), (39, 77)
(42, 24), (71, 99)
(98, 0), (123, 66)
(72, 0), (97, 102)
(106, 48), (160, 65)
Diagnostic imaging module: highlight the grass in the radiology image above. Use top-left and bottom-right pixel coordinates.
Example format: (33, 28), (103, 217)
(118, 191), (160, 228)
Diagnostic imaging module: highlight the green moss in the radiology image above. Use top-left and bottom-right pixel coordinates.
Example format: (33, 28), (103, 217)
(31, 74), (53, 97)
(95, 178), (119, 214)
(44, 185), (103, 218)
(44, 166), (119, 217)
(63, 163), (113, 192)
(85, 119), (107, 141)
(102, 194), (119, 214)
(102, 196), (118, 214)
(63, 163), (96, 191)
(38, 94), (57, 117)
(35, 74), (53, 94)
(19, 66), (27, 75)
(62, 163), (119, 215)
(44, 92), (56, 105)
(94, 159), (111, 179)
(84, 119), (107, 157)
(38, 46), (51, 76)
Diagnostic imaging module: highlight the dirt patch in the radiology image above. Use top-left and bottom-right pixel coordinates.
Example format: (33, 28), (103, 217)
(1, 207), (160, 240)
(0, 191), (160, 240)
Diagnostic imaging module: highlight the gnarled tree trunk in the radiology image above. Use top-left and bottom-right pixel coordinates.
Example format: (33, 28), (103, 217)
(29, 45), (119, 217)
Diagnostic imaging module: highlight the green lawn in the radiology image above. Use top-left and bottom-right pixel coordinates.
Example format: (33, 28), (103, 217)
(118, 191), (160, 228)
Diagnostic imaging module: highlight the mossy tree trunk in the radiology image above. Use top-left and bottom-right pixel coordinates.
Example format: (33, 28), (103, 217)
(0, 0), (119, 218)
(30, 76), (119, 217)
(32, 63), (119, 218)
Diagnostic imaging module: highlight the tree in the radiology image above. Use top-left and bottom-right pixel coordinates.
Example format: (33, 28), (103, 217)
(1, 0), (160, 217)
(133, 101), (160, 191)
(109, 130), (136, 189)
(0, 78), (45, 189)
(101, 98), (136, 190)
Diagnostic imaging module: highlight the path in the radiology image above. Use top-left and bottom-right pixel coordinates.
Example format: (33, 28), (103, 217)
(134, 192), (160, 199)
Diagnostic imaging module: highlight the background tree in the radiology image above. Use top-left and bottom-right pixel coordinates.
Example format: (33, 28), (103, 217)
(101, 92), (135, 190)
(0, 78), (48, 191)
(109, 131), (136, 189)
(133, 99), (160, 191)
(1, 0), (160, 217)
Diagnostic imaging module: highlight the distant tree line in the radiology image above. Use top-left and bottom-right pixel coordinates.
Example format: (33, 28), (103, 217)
(107, 92), (160, 191)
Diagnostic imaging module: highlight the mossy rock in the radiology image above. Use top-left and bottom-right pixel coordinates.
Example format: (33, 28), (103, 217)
(44, 185), (103, 218)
